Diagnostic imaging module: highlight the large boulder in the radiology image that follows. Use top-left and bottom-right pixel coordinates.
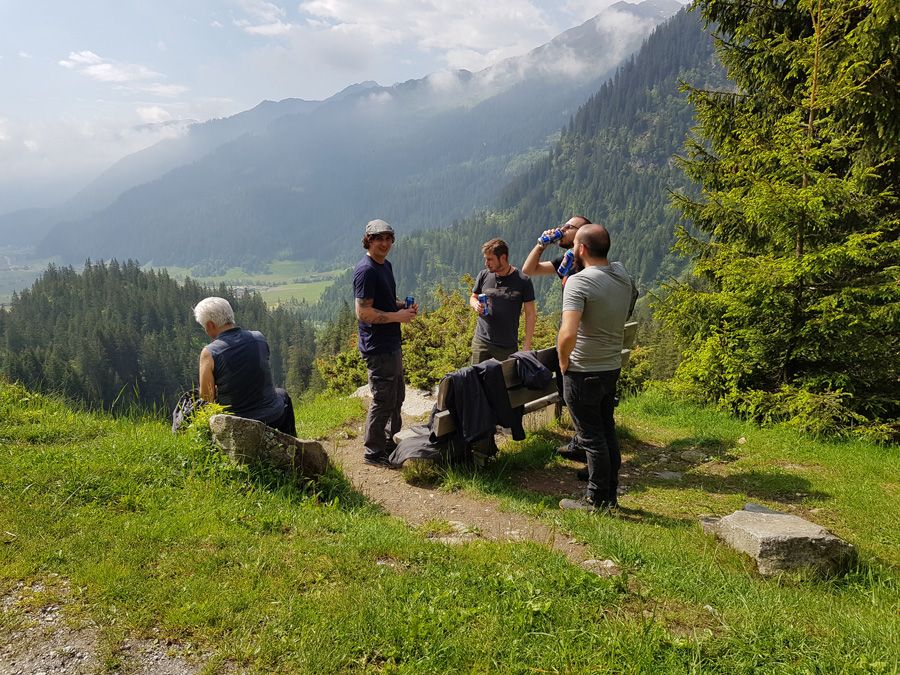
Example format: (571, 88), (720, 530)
(208, 414), (329, 477)
(701, 503), (855, 576)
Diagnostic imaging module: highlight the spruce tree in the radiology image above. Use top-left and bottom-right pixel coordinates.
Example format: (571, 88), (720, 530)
(660, 0), (899, 435)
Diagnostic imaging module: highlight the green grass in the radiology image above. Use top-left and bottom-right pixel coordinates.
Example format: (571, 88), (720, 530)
(258, 280), (337, 306)
(149, 259), (345, 307)
(1, 381), (897, 673)
(0, 251), (58, 306)
(433, 388), (900, 672)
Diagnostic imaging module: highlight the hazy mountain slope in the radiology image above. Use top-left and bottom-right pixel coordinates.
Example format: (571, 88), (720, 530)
(38, 0), (680, 267)
(312, 7), (725, 317)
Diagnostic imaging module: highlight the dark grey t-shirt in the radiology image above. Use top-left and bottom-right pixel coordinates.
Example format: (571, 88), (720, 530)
(472, 268), (535, 348)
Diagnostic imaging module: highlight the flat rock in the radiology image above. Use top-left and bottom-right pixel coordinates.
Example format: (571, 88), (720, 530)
(702, 504), (854, 576)
(209, 414), (329, 477)
(581, 559), (622, 577)
(654, 471), (683, 481)
(680, 450), (707, 463)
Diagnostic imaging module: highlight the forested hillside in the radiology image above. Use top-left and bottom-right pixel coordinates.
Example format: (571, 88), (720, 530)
(313, 8), (723, 318)
(0, 261), (314, 412)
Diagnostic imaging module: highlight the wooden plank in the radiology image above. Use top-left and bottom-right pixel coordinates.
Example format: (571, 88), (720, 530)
(432, 410), (455, 437)
(621, 348), (631, 369)
(508, 380), (558, 409)
(623, 321), (638, 349)
(523, 392), (560, 414)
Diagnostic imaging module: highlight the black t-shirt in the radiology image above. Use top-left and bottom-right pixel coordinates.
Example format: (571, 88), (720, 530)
(472, 268), (535, 348)
(552, 253), (565, 279)
(353, 255), (401, 355)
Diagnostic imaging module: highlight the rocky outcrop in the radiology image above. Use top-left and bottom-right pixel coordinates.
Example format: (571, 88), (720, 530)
(701, 503), (855, 576)
(208, 414), (329, 477)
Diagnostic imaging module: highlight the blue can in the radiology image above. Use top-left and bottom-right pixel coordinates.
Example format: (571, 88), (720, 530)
(557, 250), (575, 278)
(405, 296), (414, 308)
(478, 293), (490, 316)
(538, 228), (563, 245)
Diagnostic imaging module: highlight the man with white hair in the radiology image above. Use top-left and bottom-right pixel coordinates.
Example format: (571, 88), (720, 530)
(354, 218), (418, 468)
(194, 296), (295, 435)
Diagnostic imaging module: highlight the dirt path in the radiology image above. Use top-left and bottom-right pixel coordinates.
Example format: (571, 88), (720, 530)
(327, 413), (614, 571)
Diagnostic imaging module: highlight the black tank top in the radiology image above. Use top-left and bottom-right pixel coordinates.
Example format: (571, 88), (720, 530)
(206, 327), (283, 423)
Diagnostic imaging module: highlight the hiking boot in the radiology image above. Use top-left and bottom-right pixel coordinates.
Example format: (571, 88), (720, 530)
(556, 444), (587, 462)
(363, 454), (399, 469)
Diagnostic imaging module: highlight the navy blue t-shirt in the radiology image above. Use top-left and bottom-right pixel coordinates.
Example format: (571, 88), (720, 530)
(353, 255), (401, 355)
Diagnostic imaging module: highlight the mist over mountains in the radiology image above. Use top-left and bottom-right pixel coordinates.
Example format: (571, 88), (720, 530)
(12, 0), (681, 268)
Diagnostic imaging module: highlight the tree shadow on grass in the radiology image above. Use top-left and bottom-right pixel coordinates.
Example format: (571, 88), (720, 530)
(626, 469), (831, 505)
(620, 435), (832, 505)
(435, 430), (695, 529)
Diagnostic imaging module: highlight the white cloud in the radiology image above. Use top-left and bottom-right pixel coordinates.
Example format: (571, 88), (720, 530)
(58, 51), (188, 97)
(211, 19), (224, 28)
(132, 83), (190, 97)
(233, 0), (295, 36)
(136, 106), (172, 124)
(242, 21), (292, 36)
(18, 51), (32, 59)
(59, 51), (161, 83)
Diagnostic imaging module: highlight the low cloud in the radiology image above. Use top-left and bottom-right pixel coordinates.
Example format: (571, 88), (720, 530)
(58, 50), (188, 97)
(296, 0), (556, 72)
(136, 106), (172, 124)
(60, 50), (161, 83)
(233, 0), (295, 36)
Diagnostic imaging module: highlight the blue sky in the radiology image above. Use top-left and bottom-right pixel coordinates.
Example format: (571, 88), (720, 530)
(0, 0), (668, 211)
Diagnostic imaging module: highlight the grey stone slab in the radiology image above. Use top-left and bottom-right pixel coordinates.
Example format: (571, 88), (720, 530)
(208, 414), (329, 477)
(654, 471), (683, 481)
(703, 509), (854, 576)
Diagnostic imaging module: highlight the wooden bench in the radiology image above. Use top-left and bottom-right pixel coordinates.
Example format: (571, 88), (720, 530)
(430, 321), (638, 439)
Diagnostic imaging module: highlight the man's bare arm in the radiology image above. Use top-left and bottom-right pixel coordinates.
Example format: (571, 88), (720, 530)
(198, 347), (216, 402)
(522, 301), (536, 351)
(522, 243), (558, 277)
(355, 298), (416, 324)
(556, 309), (582, 373)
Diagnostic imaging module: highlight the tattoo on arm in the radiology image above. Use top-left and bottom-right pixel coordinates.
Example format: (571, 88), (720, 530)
(356, 298), (392, 324)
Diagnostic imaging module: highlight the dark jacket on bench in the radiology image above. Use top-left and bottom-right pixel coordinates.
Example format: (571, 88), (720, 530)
(442, 359), (525, 443)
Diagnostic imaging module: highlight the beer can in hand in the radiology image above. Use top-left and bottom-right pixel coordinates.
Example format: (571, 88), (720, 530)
(557, 250), (575, 277)
(538, 228), (563, 245)
(478, 293), (490, 316)
(405, 296), (414, 309)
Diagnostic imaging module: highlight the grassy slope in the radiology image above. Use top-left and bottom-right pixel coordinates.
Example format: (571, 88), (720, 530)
(0, 382), (897, 673)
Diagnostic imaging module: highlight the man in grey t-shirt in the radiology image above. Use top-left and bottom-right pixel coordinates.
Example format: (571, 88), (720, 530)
(470, 238), (536, 364)
(557, 224), (636, 512)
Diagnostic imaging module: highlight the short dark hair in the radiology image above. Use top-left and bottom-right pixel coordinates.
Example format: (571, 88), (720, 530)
(362, 232), (394, 249)
(577, 224), (610, 258)
(481, 238), (509, 259)
(570, 215), (592, 226)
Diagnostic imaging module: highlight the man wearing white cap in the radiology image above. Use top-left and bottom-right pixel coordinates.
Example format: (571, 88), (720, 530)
(353, 219), (418, 467)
